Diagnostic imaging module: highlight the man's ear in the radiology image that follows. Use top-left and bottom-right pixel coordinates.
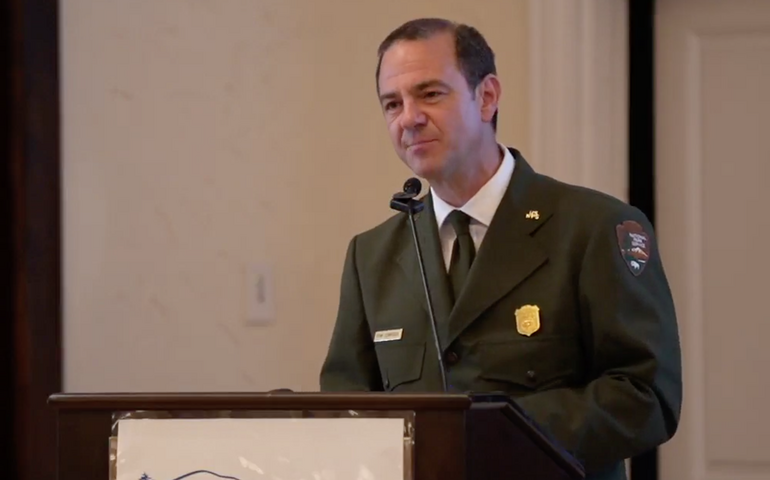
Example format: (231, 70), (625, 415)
(477, 74), (501, 124)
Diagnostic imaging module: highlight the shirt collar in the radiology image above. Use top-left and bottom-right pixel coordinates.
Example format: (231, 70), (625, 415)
(432, 144), (515, 229)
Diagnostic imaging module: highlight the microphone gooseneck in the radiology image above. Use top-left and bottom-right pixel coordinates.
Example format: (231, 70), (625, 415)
(389, 178), (448, 392)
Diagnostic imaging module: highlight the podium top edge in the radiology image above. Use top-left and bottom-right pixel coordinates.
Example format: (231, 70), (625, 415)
(47, 392), (486, 411)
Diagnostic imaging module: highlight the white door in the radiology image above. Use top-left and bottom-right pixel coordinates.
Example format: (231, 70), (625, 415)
(656, 1), (770, 480)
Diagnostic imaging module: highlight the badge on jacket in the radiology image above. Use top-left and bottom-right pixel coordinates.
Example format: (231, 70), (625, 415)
(616, 220), (651, 276)
(515, 305), (540, 336)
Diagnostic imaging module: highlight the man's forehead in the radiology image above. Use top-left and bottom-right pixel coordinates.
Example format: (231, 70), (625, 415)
(380, 33), (455, 69)
(378, 34), (459, 92)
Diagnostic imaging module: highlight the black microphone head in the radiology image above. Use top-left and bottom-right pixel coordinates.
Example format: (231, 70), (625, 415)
(403, 177), (422, 196)
(390, 177), (424, 214)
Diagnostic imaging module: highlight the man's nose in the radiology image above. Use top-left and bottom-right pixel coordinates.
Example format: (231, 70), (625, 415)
(399, 99), (427, 130)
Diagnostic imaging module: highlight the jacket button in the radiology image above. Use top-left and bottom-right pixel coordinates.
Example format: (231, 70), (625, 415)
(526, 370), (536, 381)
(445, 351), (460, 365)
(384, 378), (390, 389)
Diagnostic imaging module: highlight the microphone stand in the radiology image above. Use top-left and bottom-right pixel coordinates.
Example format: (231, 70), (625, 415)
(390, 181), (448, 392)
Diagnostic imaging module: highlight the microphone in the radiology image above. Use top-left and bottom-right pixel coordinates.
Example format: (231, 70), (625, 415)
(390, 178), (448, 392)
(403, 177), (421, 196)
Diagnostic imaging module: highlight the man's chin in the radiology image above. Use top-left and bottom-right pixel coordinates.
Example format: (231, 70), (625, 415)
(405, 156), (442, 181)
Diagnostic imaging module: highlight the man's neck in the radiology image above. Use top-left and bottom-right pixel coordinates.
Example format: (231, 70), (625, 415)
(431, 139), (503, 207)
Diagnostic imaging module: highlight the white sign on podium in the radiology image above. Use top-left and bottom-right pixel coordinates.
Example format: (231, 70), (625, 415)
(114, 417), (407, 480)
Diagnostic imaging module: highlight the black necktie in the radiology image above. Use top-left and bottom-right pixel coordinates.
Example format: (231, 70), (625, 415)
(447, 210), (475, 302)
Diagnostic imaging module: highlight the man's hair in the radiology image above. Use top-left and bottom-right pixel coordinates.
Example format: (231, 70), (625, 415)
(375, 18), (498, 130)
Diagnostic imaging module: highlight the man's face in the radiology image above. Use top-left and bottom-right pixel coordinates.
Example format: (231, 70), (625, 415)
(377, 33), (487, 182)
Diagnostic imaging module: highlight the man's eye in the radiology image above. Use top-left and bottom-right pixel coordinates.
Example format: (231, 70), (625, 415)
(384, 101), (401, 111)
(425, 91), (442, 98)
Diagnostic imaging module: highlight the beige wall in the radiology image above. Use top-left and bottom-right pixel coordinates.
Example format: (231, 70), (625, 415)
(656, 0), (770, 478)
(61, 0), (530, 392)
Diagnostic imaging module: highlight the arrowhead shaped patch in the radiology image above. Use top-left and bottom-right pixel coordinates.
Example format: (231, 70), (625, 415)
(616, 220), (651, 276)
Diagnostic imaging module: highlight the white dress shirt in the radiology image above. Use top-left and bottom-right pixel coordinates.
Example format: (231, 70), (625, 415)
(432, 144), (516, 270)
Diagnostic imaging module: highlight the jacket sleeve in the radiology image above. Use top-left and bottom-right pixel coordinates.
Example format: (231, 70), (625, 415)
(319, 236), (384, 391)
(514, 205), (683, 473)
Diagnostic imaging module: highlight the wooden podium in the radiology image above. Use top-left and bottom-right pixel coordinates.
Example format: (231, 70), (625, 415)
(48, 392), (584, 480)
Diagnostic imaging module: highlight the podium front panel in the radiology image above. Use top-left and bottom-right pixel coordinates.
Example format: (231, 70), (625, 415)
(107, 409), (415, 480)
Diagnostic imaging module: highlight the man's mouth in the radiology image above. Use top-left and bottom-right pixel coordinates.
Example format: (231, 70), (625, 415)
(407, 139), (437, 148)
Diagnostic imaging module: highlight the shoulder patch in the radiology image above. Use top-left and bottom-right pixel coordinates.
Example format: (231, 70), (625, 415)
(616, 220), (651, 276)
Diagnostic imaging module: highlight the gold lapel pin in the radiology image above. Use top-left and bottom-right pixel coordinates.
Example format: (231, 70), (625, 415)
(525, 210), (540, 220)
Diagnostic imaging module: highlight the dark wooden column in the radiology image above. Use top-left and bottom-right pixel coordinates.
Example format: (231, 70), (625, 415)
(628, 0), (658, 479)
(2, 0), (62, 479)
(1, 3), (19, 477)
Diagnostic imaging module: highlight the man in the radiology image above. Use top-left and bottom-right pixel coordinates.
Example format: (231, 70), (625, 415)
(319, 18), (682, 480)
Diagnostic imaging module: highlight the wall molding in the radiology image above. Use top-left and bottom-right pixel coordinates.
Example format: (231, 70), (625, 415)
(528, 0), (629, 202)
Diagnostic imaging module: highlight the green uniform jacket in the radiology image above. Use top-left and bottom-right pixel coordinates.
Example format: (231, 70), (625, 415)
(320, 149), (682, 480)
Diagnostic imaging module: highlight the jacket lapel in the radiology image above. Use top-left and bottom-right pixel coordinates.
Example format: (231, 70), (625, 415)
(395, 194), (454, 343)
(445, 153), (553, 347)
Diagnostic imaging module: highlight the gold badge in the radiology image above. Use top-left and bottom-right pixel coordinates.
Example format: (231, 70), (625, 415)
(515, 305), (540, 336)
(525, 210), (540, 220)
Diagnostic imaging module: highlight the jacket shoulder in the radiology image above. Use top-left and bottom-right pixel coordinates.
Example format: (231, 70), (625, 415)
(355, 208), (409, 244)
(534, 173), (651, 226)
(346, 205), (415, 268)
